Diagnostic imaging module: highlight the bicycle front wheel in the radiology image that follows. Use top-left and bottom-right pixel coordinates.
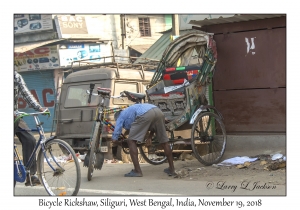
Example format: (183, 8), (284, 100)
(37, 139), (81, 196)
(87, 121), (101, 181)
(191, 112), (226, 166)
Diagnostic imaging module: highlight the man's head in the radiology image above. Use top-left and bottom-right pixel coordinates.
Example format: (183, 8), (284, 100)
(114, 111), (121, 121)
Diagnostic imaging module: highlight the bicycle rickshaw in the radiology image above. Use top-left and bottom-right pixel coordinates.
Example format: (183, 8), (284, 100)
(139, 30), (226, 166)
(84, 31), (226, 180)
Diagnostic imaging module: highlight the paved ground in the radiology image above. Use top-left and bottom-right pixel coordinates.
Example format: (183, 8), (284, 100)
(13, 138), (287, 210)
(14, 142), (286, 196)
(14, 132), (286, 198)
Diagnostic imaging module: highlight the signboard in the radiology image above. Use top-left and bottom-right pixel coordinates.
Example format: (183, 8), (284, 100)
(14, 46), (60, 72)
(59, 43), (112, 67)
(114, 49), (129, 63)
(14, 14), (54, 34)
(54, 15), (108, 39)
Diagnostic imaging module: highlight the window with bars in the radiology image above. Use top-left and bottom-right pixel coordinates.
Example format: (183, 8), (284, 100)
(139, 17), (151, 37)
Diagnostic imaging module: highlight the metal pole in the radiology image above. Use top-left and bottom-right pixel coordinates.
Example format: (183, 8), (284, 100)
(111, 42), (115, 62)
(120, 14), (125, 49)
(172, 14), (180, 36)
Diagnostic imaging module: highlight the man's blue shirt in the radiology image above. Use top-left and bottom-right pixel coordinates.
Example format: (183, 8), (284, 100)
(112, 103), (156, 140)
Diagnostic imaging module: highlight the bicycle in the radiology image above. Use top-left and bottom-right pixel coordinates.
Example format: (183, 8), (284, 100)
(83, 84), (131, 181)
(84, 83), (162, 180)
(14, 110), (81, 196)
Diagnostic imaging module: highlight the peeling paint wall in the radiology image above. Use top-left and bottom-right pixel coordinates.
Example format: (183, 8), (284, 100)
(123, 14), (169, 46)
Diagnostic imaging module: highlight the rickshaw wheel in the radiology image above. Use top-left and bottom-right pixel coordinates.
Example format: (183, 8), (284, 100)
(139, 143), (173, 165)
(191, 112), (226, 166)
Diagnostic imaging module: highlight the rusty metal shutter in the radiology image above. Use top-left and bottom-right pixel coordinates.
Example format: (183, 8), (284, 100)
(18, 70), (55, 132)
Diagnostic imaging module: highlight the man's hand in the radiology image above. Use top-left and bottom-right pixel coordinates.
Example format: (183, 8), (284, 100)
(14, 112), (17, 122)
(112, 138), (122, 146)
(112, 134), (125, 145)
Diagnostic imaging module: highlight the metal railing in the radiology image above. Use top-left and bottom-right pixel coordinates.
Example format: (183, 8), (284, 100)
(68, 55), (160, 73)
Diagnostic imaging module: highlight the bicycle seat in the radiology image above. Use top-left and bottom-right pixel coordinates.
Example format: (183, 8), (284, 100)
(123, 91), (146, 102)
(97, 87), (111, 96)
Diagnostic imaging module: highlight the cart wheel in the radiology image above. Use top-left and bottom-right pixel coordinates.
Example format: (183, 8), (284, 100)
(191, 112), (226, 166)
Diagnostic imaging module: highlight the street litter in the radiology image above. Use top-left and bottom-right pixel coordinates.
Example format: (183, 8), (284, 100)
(179, 152), (194, 161)
(265, 161), (286, 171)
(174, 169), (189, 179)
(104, 159), (122, 164)
(271, 153), (283, 160)
(217, 156), (258, 166)
(79, 154), (86, 161)
(212, 164), (221, 169)
(250, 154), (270, 161)
(44, 154), (83, 163)
(44, 155), (70, 163)
(236, 161), (252, 169)
(260, 160), (268, 165)
(197, 167), (205, 170)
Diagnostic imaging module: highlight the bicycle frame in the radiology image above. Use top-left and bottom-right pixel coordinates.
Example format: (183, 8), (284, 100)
(89, 101), (128, 148)
(87, 86), (129, 142)
(14, 112), (59, 183)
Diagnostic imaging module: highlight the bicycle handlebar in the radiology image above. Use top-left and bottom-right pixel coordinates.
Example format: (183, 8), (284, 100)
(86, 89), (126, 102)
(86, 90), (125, 99)
(14, 110), (51, 123)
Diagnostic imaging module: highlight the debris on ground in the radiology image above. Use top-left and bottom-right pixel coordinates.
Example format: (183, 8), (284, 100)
(236, 161), (251, 169)
(179, 152), (195, 161)
(217, 156), (258, 166)
(166, 152), (286, 183)
(78, 154), (86, 161)
(265, 161), (286, 171)
(260, 160), (268, 165)
(174, 169), (189, 179)
(271, 153), (283, 160)
(104, 159), (122, 164)
(250, 154), (271, 161)
(212, 164), (220, 169)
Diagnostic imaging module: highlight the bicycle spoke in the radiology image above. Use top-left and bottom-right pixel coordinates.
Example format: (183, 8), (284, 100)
(37, 139), (81, 196)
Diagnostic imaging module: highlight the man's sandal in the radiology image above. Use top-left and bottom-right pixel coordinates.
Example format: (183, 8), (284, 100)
(124, 169), (143, 177)
(163, 168), (177, 176)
